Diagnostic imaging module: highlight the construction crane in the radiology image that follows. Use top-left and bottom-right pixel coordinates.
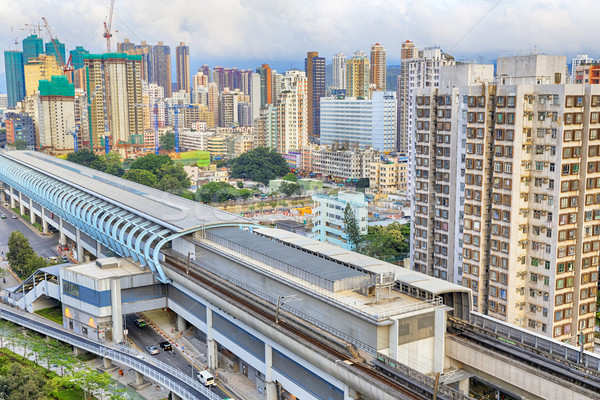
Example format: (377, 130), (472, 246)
(165, 104), (198, 153)
(103, 0), (115, 53)
(10, 27), (18, 49)
(21, 23), (42, 36)
(41, 17), (73, 73)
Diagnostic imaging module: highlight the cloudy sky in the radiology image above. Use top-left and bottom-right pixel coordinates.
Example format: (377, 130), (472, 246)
(1, 0), (599, 90)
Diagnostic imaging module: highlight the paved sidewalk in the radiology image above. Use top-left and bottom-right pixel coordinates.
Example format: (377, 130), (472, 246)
(141, 309), (264, 400)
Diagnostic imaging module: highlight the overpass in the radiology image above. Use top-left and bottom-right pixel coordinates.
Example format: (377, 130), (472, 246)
(1, 149), (599, 400)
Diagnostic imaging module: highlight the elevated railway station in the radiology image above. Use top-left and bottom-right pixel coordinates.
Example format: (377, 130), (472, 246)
(1, 150), (599, 400)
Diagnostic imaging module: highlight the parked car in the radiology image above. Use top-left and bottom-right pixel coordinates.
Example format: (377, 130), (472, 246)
(133, 318), (147, 328)
(0, 214), (6, 219)
(145, 345), (159, 355)
(11, 214), (17, 219)
(159, 341), (172, 351)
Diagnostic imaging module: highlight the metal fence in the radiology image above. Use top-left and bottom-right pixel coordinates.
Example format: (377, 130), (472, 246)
(470, 312), (600, 371)
(0, 307), (221, 400)
(375, 353), (470, 400)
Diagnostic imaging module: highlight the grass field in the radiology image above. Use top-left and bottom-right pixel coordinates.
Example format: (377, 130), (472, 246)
(35, 306), (63, 324)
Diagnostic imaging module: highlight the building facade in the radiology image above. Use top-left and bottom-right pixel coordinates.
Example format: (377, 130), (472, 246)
(312, 191), (368, 249)
(332, 52), (346, 91)
(320, 91), (397, 152)
(37, 75), (75, 151)
(276, 71), (308, 153)
(370, 43), (387, 91)
(153, 42), (172, 98)
(4, 50), (26, 109)
(5, 112), (36, 149)
(346, 51), (370, 98)
(305, 52), (326, 141)
(176, 42), (190, 94)
(24, 54), (64, 96)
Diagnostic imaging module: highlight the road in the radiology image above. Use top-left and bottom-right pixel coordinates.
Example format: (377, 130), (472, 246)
(0, 204), (59, 259)
(124, 314), (230, 399)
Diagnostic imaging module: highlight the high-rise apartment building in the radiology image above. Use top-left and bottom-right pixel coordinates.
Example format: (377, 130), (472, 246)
(22, 35), (43, 63)
(176, 42), (190, 94)
(4, 50), (26, 108)
(45, 39), (66, 65)
(83, 53), (144, 148)
(570, 54), (595, 83)
(574, 63), (600, 84)
(153, 42), (172, 98)
(332, 52), (347, 91)
(412, 55), (598, 349)
(346, 51), (370, 98)
(250, 73), (261, 123)
(24, 54), (64, 96)
(312, 191), (368, 249)
(305, 51), (326, 141)
(276, 70), (308, 153)
(5, 111), (36, 149)
(370, 43), (386, 91)
(257, 64), (273, 106)
(117, 39), (153, 83)
(69, 46), (89, 70)
(320, 91), (397, 152)
(37, 75), (75, 150)
(397, 40), (418, 154)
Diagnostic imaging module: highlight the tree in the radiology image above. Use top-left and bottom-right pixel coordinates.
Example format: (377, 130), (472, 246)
(67, 149), (107, 171)
(343, 203), (362, 250)
(122, 169), (158, 187)
(280, 182), (302, 197)
(359, 222), (410, 262)
(156, 164), (190, 189)
(7, 231), (35, 277)
(237, 180), (244, 188)
(282, 173), (298, 182)
(129, 154), (173, 174)
(195, 182), (238, 203)
(229, 147), (289, 185)
(156, 176), (182, 193)
(160, 132), (175, 151)
(13, 140), (28, 150)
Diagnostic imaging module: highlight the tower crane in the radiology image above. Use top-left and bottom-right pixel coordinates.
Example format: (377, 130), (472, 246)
(41, 17), (73, 73)
(165, 104), (198, 153)
(103, 0), (115, 53)
(10, 27), (18, 49)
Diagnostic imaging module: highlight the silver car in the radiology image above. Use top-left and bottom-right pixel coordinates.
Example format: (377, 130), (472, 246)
(145, 345), (159, 355)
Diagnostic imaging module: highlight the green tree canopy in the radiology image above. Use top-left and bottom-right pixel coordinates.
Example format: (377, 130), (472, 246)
(7, 231), (36, 277)
(195, 182), (250, 203)
(229, 147), (289, 185)
(360, 222), (410, 262)
(356, 178), (370, 190)
(343, 203), (363, 250)
(156, 164), (190, 189)
(282, 173), (298, 182)
(160, 131), (175, 151)
(280, 182), (302, 197)
(122, 169), (158, 187)
(13, 140), (28, 150)
(129, 154), (173, 175)
(66, 149), (107, 171)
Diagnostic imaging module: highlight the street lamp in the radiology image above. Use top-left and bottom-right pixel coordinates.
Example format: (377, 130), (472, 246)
(275, 294), (302, 324)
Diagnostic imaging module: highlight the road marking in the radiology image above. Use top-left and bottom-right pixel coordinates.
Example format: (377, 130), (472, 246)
(127, 336), (143, 353)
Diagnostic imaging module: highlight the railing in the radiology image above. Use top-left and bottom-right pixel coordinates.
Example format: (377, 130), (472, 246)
(469, 312), (600, 372)
(0, 307), (221, 400)
(375, 353), (470, 400)
(186, 252), (377, 355)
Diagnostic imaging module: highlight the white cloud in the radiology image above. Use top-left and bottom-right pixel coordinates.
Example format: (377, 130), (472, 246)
(1, 0), (599, 76)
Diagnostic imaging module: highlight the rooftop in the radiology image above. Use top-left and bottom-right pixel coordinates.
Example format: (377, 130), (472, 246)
(64, 258), (148, 280)
(1, 151), (252, 232)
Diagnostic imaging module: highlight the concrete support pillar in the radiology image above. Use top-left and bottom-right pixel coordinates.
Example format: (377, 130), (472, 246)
(433, 307), (446, 374)
(96, 241), (102, 258)
(75, 228), (83, 262)
(458, 377), (470, 395)
(111, 279), (123, 344)
(389, 318), (399, 361)
(344, 386), (361, 400)
(18, 191), (24, 215)
(41, 207), (48, 234)
(59, 218), (66, 245)
(177, 315), (187, 332)
(9, 186), (15, 209)
(206, 308), (218, 369)
(0, 187), (5, 203)
(265, 344), (277, 400)
(135, 371), (144, 386)
(73, 346), (83, 356)
(29, 198), (33, 222)
(103, 357), (112, 369)
(171, 393), (182, 400)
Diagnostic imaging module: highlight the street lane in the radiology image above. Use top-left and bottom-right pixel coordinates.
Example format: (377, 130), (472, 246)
(0, 204), (59, 259)
(124, 314), (228, 399)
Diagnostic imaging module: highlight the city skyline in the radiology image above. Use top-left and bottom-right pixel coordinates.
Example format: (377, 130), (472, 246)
(1, 0), (600, 90)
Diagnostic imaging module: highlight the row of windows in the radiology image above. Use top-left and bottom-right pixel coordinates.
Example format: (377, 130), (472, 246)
(495, 128), (515, 141)
(564, 113), (584, 125)
(585, 193), (600, 205)
(489, 285), (508, 299)
(555, 302), (596, 322)
(488, 301), (507, 315)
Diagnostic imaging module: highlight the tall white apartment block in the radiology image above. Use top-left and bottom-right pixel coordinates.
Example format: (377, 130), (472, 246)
(401, 46), (455, 196)
(411, 55), (598, 350)
(276, 70), (308, 153)
(320, 91), (396, 152)
(332, 52), (347, 91)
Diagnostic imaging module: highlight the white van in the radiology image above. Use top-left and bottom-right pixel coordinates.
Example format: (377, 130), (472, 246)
(197, 370), (216, 387)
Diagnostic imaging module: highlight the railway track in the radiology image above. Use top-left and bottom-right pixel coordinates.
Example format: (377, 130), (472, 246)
(164, 254), (429, 400)
(447, 317), (600, 396)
